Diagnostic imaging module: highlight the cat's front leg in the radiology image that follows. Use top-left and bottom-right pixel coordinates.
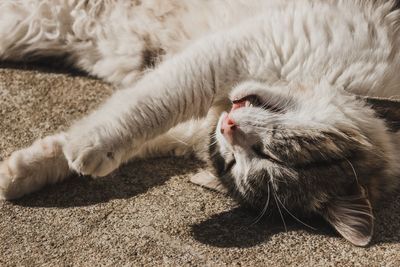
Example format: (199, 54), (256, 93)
(64, 21), (273, 177)
(62, 75), (195, 177)
(63, 57), (221, 176)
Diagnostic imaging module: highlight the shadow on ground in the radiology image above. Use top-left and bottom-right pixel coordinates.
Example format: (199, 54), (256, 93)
(12, 157), (202, 208)
(0, 58), (87, 77)
(191, 191), (400, 248)
(191, 206), (336, 248)
(10, 155), (400, 248)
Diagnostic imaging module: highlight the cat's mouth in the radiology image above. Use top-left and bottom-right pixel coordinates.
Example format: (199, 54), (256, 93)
(231, 94), (262, 110)
(231, 94), (284, 113)
(219, 95), (263, 142)
(220, 94), (278, 145)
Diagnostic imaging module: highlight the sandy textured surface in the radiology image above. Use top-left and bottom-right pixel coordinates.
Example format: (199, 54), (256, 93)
(0, 64), (400, 266)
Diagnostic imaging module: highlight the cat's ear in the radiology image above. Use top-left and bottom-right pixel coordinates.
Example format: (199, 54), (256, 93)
(322, 186), (374, 247)
(190, 171), (228, 194)
(359, 95), (400, 132)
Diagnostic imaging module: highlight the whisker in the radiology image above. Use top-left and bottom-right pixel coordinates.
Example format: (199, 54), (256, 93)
(250, 183), (271, 226)
(272, 189), (287, 232)
(208, 139), (219, 147)
(345, 158), (359, 185)
(274, 193), (317, 231)
(209, 132), (218, 138)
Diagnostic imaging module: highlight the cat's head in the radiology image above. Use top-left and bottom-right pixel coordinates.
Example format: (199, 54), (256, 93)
(205, 80), (400, 246)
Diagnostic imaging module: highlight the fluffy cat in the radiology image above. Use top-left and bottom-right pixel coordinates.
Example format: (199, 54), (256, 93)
(1, 0), (400, 247)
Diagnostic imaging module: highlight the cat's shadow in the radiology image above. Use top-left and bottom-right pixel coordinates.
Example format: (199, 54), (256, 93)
(0, 59), (87, 76)
(190, 192), (400, 248)
(11, 156), (400, 247)
(190, 207), (335, 248)
(12, 157), (201, 208)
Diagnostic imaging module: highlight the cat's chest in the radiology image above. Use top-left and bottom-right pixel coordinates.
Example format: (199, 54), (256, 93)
(241, 4), (400, 97)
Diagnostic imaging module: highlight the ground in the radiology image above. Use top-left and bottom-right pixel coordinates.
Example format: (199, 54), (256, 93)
(0, 63), (399, 266)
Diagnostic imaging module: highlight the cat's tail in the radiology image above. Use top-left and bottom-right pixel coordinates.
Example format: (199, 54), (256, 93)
(0, 0), (107, 65)
(0, 1), (76, 62)
(0, 0), (145, 86)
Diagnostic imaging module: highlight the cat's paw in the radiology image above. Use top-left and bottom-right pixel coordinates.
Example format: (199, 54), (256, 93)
(0, 158), (37, 200)
(64, 132), (123, 177)
(0, 160), (16, 200)
(0, 135), (70, 200)
(0, 155), (39, 200)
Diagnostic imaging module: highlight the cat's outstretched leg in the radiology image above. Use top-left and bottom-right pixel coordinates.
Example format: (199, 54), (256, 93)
(0, 115), (217, 200)
(63, 20), (274, 177)
(0, 134), (70, 200)
(1, 18), (270, 198)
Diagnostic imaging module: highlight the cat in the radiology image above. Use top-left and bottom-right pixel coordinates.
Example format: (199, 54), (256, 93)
(1, 0), (400, 247)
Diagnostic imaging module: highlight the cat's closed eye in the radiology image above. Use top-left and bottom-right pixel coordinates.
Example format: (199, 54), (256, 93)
(233, 94), (285, 112)
(251, 144), (282, 164)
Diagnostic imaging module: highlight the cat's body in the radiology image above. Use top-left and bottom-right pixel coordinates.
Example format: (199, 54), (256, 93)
(1, 0), (400, 246)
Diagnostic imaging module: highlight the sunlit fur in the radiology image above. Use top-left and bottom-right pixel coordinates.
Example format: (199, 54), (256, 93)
(0, 0), (400, 246)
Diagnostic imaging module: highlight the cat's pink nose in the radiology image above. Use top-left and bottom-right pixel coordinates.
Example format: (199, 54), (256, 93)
(221, 114), (236, 135)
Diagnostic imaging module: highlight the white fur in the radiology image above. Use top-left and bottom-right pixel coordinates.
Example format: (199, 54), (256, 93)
(0, 0), (399, 199)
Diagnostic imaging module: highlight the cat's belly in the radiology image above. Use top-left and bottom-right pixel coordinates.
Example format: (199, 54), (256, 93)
(180, 0), (400, 99)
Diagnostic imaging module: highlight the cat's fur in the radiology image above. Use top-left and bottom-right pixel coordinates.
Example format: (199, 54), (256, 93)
(1, 0), (400, 246)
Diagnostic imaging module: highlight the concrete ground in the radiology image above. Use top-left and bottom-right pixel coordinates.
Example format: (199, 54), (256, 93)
(0, 63), (400, 266)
